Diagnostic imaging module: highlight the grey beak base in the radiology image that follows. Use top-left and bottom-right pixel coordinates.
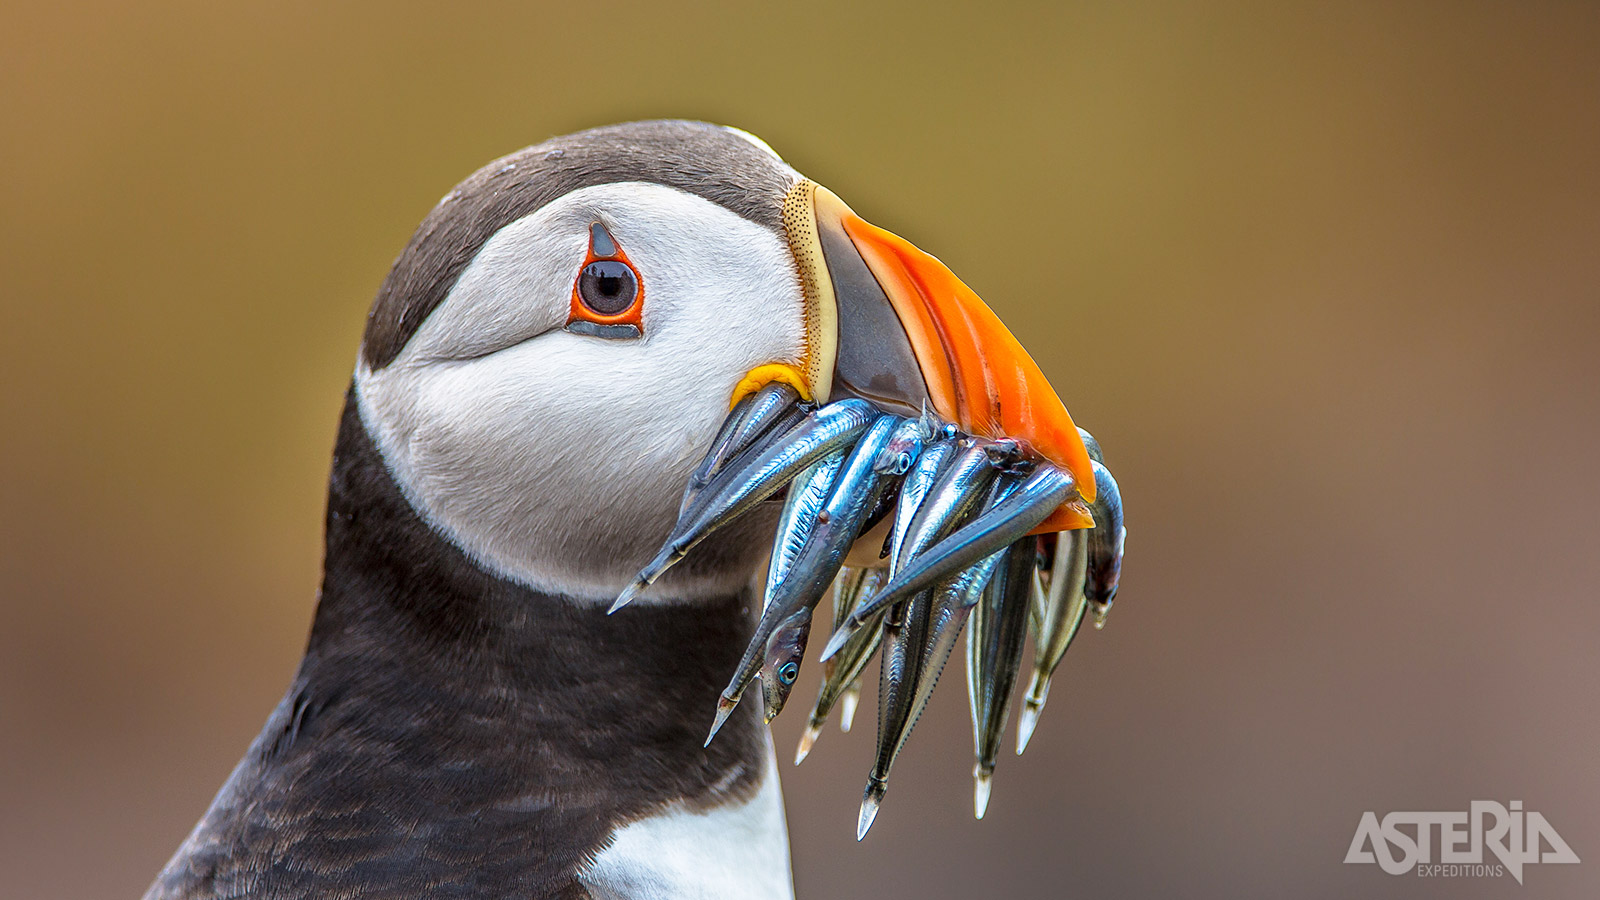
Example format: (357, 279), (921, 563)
(816, 211), (930, 418)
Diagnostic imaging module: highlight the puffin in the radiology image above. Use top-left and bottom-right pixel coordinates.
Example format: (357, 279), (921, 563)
(145, 119), (1096, 900)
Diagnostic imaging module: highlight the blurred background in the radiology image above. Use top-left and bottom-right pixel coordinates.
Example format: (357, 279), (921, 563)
(3, 1), (1597, 897)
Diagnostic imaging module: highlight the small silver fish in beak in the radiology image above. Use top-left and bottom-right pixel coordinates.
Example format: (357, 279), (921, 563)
(828, 463), (1080, 642)
(754, 417), (920, 719)
(612, 398), (877, 612)
(1016, 529), (1089, 755)
(821, 438), (995, 660)
(679, 382), (805, 517)
(707, 415), (908, 743)
(896, 440), (998, 567)
(880, 475), (1022, 782)
(704, 449), (848, 744)
(966, 536), (1035, 819)
(857, 586), (930, 841)
(601, 156), (1130, 838)
(759, 610), (812, 723)
(897, 548), (1007, 761)
(796, 566), (888, 765)
(820, 436), (957, 780)
(766, 453), (849, 606)
(888, 436), (956, 569)
(1085, 458), (1125, 628)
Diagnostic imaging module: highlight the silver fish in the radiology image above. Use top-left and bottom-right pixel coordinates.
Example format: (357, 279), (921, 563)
(810, 434), (955, 762)
(612, 398), (878, 612)
(895, 551), (1006, 764)
(726, 383), (808, 459)
(895, 440), (997, 569)
(892, 472), (1021, 767)
(873, 411), (936, 479)
(838, 671), (865, 732)
(966, 536), (1034, 818)
(830, 463), (1079, 636)
(765, 453), (847, 607)
(1016, 529), (1089, 754)
(679, 383), (803, 516)
(702, 451), (849, 743)
(1085, 458), (1124, 629)
(699, 450), (845, 739)
(857, 587), (931, 840)
(888, 437), (955, 570)
(754, 416), (906, 715)
(706, 415), (906, 742)
(758, 609), (813, 723)
(838, 413), (935, 574)
(796, 567), (888, 764)
(821, 440), (996, 660)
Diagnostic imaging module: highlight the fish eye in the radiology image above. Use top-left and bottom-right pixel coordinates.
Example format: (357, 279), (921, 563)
(777, 662), (799, 685)
(875, 446), (915, 475)
(576, 260), (637, 315)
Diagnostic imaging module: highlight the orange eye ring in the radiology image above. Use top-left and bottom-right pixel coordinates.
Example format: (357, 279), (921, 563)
(566, 222), (644, 339)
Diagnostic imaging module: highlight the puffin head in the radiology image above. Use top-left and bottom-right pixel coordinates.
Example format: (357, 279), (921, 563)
(355, 120), (1092, 603)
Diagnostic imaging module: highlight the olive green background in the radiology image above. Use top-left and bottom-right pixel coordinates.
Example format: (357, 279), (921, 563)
(3, 2), (1597, 898)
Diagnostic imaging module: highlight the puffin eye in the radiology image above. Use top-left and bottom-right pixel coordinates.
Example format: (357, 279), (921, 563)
(777, 662), (799, 685)
(566, 222), (644, 339)
(577, 260), (637, 316)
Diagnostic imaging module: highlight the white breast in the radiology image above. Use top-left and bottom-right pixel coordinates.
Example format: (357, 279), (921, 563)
(579, 734), (794, 900)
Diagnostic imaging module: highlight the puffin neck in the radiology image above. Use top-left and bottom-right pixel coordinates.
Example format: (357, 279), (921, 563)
(217, 388), (768, 893)
(310, 386), (765, 784)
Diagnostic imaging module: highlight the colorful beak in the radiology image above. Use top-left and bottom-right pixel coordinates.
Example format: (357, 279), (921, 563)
(782, 180), (1094, 531)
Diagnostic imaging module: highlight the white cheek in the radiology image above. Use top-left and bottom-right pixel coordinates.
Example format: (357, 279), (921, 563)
(359, 183), (805, 601)
(401, 338), (715, 577)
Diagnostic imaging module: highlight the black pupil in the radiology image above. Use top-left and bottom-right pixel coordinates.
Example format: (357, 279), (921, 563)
(578, 260), (637, 315)
(779, 663), (798, 684)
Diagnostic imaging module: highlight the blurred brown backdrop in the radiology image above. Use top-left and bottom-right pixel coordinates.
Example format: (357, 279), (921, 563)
(3, 1), (1597, 898)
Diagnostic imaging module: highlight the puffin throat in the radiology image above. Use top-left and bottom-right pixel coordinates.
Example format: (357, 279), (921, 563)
(142, 388), (778, 899)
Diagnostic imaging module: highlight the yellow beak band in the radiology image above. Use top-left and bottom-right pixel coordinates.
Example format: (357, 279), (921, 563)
(730, 363), (813, 409)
